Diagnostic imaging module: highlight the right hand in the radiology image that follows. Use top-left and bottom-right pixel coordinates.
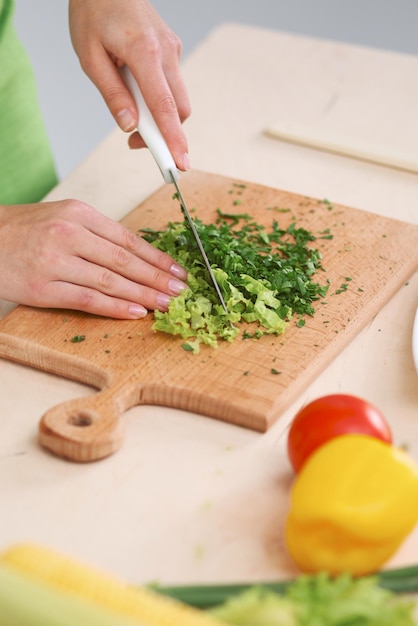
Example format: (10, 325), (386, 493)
(68, 0), (191, 171)
(0, 200), (188, 319)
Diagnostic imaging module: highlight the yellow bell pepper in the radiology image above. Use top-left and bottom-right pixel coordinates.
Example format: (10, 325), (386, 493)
(285, 434), (418, 577)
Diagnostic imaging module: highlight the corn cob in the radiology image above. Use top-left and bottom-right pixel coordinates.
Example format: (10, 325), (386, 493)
(0, 564), (143, 626)
(0, 543), (226, 626)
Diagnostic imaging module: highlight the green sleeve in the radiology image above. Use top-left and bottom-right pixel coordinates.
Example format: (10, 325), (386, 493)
(0, 0), (58, 205)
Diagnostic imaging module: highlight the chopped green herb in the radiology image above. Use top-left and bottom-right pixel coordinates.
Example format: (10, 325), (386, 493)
(268, 206), (292, 213)
(335, 283), (349, 294)
(271, 368), (281, 375)
(70, 335), (85, 343)
(243, 329), (264, 340)
(181, 342), (196, 352)
(141, 207), (329, 351)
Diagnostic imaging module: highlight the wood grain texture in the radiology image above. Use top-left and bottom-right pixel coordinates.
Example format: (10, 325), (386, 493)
(0, 171), (417, 462)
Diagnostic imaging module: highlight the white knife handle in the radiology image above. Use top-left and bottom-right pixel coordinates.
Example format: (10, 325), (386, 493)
(120, 65), (178, 184)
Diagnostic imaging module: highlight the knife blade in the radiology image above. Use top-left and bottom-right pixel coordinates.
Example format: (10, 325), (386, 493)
(120, 65), (228, 314)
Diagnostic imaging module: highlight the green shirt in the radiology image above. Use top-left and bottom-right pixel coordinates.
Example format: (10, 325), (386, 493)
(0, 0), (58, 204)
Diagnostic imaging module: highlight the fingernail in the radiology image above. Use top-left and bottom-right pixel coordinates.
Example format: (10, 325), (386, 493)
(181, 153), (191, 170)
(128, 304), (147, 319)
(156, 293), (171, 311)
(116, 108), (136, 132)
(169, 278), (188, 295)
(170, 263), (188, 280)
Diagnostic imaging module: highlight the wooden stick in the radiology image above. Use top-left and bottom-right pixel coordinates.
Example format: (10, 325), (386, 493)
(264, 125), (418, 175)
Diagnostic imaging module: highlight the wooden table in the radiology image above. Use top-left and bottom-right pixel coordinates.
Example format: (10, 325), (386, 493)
(1, 23), (417, 597)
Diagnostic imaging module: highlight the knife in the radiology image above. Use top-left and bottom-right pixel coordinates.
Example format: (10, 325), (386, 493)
(120, 65), (228, 314)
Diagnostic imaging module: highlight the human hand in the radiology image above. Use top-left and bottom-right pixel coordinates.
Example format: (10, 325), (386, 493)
(0, 201), (187, 319)
(68, 0), (191, 171)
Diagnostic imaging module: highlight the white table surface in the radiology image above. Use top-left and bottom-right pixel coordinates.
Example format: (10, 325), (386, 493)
(1, 23), (417, 597)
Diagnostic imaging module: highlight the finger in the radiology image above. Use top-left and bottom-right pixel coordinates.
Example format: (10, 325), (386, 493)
(126, 42), (190, 170)
(160, 40), (191, 125)
(40, 280), (150, 320)
(128, 131), (146, 150)
(67, 203), (187, 281)
(53, 253), (187, 312)
(135, 72), (190, 171)
(82, 45), (190, 170)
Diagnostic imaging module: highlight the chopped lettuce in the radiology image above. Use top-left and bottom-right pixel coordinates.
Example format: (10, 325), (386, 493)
(211, 586), (297, 625)
(209, 573), (416, 626)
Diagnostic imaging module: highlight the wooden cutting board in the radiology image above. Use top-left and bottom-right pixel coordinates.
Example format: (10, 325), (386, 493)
(1, 171), (417, 462)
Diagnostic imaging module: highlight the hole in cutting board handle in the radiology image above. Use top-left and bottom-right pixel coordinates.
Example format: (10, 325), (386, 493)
(38, 388), (127, 462)
(67, 412), (94, 428)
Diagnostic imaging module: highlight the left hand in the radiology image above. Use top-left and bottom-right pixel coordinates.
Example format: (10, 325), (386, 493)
(0, 200), (188, 319)
(68, 0), (191, 171)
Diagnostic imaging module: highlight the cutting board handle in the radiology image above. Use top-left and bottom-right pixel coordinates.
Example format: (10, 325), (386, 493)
(38, 387), (126, 462)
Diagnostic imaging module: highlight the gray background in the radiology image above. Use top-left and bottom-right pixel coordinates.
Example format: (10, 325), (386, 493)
(13, 0), (418, 180)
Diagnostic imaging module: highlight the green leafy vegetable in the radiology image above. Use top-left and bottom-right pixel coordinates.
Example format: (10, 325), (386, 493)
(212, 586), (297, 625)
(209, 573), (416, 626)
(153, 566), (418, 608)
(142, 209), (329, 352)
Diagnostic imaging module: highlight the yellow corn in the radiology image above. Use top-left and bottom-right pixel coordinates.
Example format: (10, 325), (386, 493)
(0, 543), (226, 626)
(0, 563), (142, 626)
